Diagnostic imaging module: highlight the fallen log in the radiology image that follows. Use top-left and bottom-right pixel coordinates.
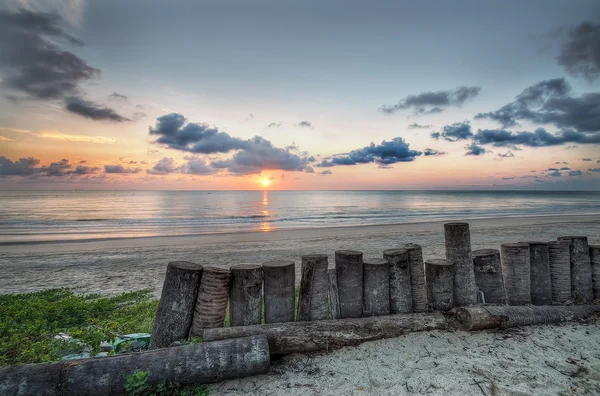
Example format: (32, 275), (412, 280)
(0, 335), (270, 396)
(456, 305), (600, 331)
(203, 312), (454, 355)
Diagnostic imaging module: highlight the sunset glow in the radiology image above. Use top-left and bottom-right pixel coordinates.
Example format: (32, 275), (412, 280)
(262, 179), (270, 187)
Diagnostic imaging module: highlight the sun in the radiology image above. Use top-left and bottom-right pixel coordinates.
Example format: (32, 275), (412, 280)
(262, 179), (270, 187)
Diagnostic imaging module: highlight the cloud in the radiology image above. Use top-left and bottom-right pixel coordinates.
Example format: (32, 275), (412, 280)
(316, 138), (421, 167)
(559, 167), (571, 170)
(180, 158), (215, 175)
(64, 97), (129, 122)
(297, 121), (313, 128)
(475, 78), (600, 133)
(0, 156), (40, 175)
(423, 148), (447, 156)
(37, 130), (117, 144)
(588, 168), (600, 172)
(146, 157), (178, 175)
(430, 121), (473, 142)
(568, 170), (583, 176)
(104, 164), (141, 174)
(108, 92), (128, 101)
(0, 156), (98, 176)
(381, 86), (481, 114)
(497, 151), (515, 158)
(557, 21), (600, 81)
(464, 143), (487, 156)
(267, 122), (282, 128)
(305, 166), (315, 173)
(0, 136), (15, 142)
(582, 158), (592, 161)
(319, 170), (332, 176)
(548, 170), (562, 177)
(408, 123), (433, 129)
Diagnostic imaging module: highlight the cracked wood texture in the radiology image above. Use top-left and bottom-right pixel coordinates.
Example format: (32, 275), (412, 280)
(472, 249), (505, 304)
(297, 254), (330, 321)
(190, 267), (231, 336)
(335, 250), (364, 319)
(444, 223), (478, 306)
(263, 260), (296, 323)
(501, 243), (531, 305)
(425, 259), (454, 311)
(558, 236), (593, 302)
(362, 257), (390, 317)
(520, 241), (552, 305)
(403, 243), (428, 312)
(383, 248), (412, 314)
(229, 264), (263, 327)
(548, 240), (571, 303)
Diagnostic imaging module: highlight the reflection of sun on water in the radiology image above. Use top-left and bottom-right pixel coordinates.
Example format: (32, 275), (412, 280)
(259, 190), (271, 232)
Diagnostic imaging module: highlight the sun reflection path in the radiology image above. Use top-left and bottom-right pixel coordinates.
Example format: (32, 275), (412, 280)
(259, 190), (271, 232)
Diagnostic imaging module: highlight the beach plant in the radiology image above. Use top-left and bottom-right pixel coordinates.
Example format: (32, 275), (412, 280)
(125, 370), (209, 396)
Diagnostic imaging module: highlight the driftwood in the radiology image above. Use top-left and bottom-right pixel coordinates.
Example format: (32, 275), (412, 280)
(501, 243), (531, 305)
(383, 248), (412, 313)
(425, 259), (454, 311)
(548, 240), (571, 303)
(403, 243), (428, 312)
(472, 249), (505, 304)
(263, 260), (296, 323)
(444, 223), (478, 306)
(229, 264), (263, 327)
(559, 236), (594, 301)
(150, 261), (203, 348)
(0, 336), (270, 396)
(521, 242), (552, 305)
(190, 267), (231, 336)
(328, 268), (341, 319)
(456, 305), (600, 331)
(335, 250), (364, 318)
(591, 245), (600, 300)
(297, 254), (330, 321)
(363, 258), (390, 316)
(203, 313), (453, 355)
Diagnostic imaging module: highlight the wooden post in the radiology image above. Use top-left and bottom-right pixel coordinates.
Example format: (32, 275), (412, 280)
(591, 245), (600, 300)
(363, 258), (390, 316)
(548, 240), (571, 303)
(383, 248), (412, 314)
(150, 261), (203, 349)
(558, 236), (594, 301)
(472, 249), (505, 304)
(297, 254), (330, 321)
(403, 243), (428, 312)
(520, 241), (552, 305)
(425, 259), (455, 311)
(335, 250), (364, 318)
(263, 260), (295, 323)
(229, 264), (263, 327)
(500, 243), (531, 305)
(190, 267), (231, 336)
(444, 222), (478, 306)
(328, 268), (341, 319)
(0, 336), (270, 396)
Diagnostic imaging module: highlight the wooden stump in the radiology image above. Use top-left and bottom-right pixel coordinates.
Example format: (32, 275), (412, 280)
(150, 261), (203, 349)
(403, 243), (428, 312)
(363, 258), (390, 316)
(548, 240), (571, 303)
(591, 245), (600, 300)
(328, 268), (341, 319)
(297, 254), (330, 321)
(472, 249), (505, 304)
(190, 267), (231, 336)
(229, 264), (263, 327)
(0, 336), (270, 396)
(263, 260), (295, 323)
(383, 248), (412, 314)
(335, 250), (364, 318)
(444, 222), (478, 306)
(520, 241), (552, 305)
(500, 243), (531, 305)
(425, 259), (455, 311)
(558, 236), (594, 301)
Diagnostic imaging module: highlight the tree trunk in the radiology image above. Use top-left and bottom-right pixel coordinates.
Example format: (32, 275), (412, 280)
(190, 267), (231, 336)
(328, 268), (341, 319)
(335, 250), (364, 318)
(403, 243), (428, 312)
(500, 243), (531, 305)
(456, 305), (600, 331)
(548, 240), (571, 303)
(472, 249), (505, 304)
(362, 258), (390, 316)
(0, 336), (270, 396)
(591, 245), (600, 300)
(150, 261), (203, 349)
(203, 313), (453, 356)
(383, 248), (412, 314)
(229, 264), (263, 327)
(425, 259), (454, 311)
(520, 242), (552, 305)
(444, 222), (478, 306)
(558, 236), (594, 301)
(263, 260), (295, 323)
(297, 254), (330, 321)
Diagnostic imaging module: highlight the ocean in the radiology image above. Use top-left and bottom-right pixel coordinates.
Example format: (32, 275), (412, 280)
(1, 190), (599, 244)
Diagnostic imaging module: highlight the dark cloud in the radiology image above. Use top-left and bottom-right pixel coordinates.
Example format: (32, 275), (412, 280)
(319, 170), (332, 176)
(475, 78), (600, 133)
(72, 165), (99, 174)
(557, 21), (600, 81)
(582, 158), (592, 161)
(408, 123), (433, 129)
(548, 170), (562, 177)
(423, 148), (447, 156)
(65, 97), (129, 122)
(108, 92), (128, 101)
(316, 138), (421, 167)
(464, 143), (487, 156)
(554, 161), (569, 164)
(568, 170), (583, 176)
(559, 167), (571, 170)
(0, 156), (98, 177)
(472, 128), (600, 147)
(0, 156), (41, 175)
(588, 168), (600, 172)
(180, 158), (215, 175)
(104, 164), (141, 174)
(430, 121), (473, 142)
(267, 122), (282, 128)
(497, 151), (515, 158)
(297, 121), (313, 128)
(381, 86), (481, 114)
(503, 177), (515, 180)
(305, 166), (315, 173)
(146, 158), (178, 175)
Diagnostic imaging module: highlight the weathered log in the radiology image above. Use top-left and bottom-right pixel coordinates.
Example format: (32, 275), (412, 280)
(501, 243), (531, 305)
(229, 264), (263, 327)
(335, 250), (364, 318)
(472, 249), (505, 304)
(263, 260), (295, 323)
(520, 241), (552, 305)
(150, 261), (203, 349)
(328, 268), (341, 319)
(383, 248), (412, 314)
(363, 258), (390, 316)
(558, 236), (594, 301)
(425, 259), (454, 311)
(591, 245), (600, 299)
(0, 336), (270, 396)
(456, 305), (600, 331)
(444, 222), (478, 306)
(297, 254), (330, 321)
(403, 243), (428, 312)
(190, 267), (231, 336)
(548, 240), (571, 303)
(203, 313), (453, 355)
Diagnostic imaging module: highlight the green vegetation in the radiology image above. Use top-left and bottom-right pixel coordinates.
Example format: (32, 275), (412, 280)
(125, 370), (209, 396)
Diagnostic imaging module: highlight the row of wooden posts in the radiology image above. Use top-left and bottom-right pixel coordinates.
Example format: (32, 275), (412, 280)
(150, 222), (600, 349)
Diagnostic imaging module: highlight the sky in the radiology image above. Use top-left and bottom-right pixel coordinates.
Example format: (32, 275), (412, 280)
(1, 0), (600, 190)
